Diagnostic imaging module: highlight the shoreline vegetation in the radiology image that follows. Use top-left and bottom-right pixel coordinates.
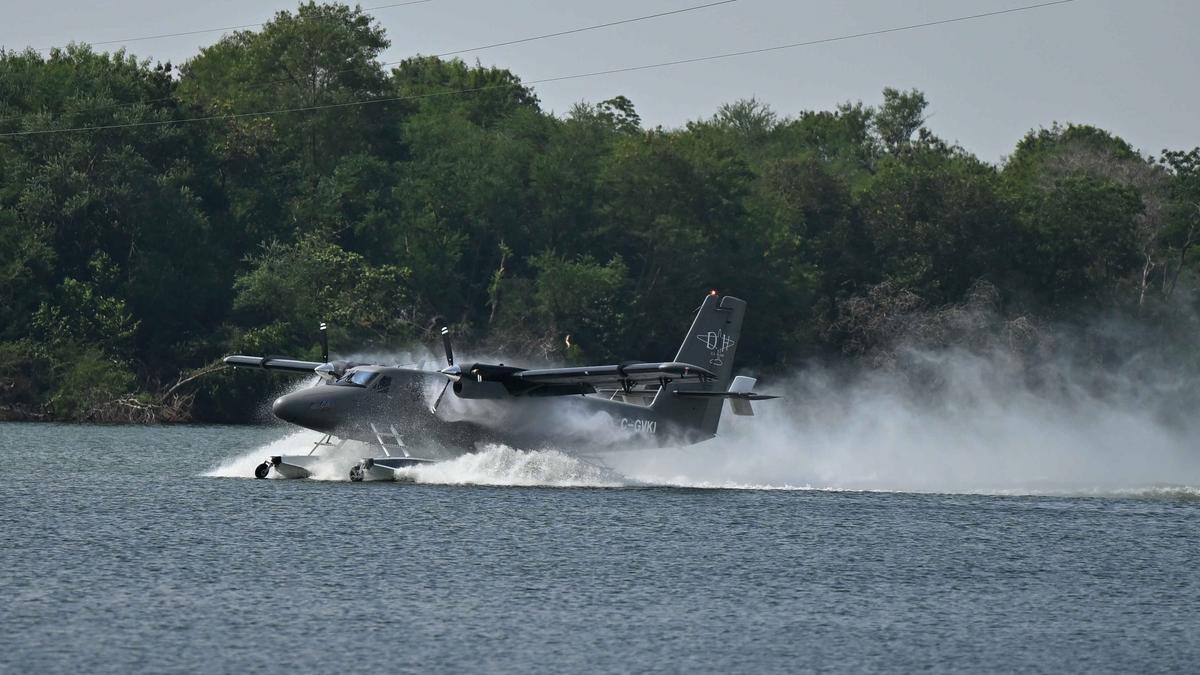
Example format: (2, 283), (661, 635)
(1, 2), (1197, 424)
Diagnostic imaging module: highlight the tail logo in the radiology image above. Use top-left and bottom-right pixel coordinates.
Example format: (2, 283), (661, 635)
(696, 330), (735, 366)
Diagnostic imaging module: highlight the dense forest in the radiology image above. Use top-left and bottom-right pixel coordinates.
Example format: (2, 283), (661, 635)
(1, 2), (1197, 422)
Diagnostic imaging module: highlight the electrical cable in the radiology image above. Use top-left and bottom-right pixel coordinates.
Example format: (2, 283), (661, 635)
(0, 0), (737, 125)
(428, 0), (736, 58)
(27, 0), (435, 51)
(0, 0), (1077, 139)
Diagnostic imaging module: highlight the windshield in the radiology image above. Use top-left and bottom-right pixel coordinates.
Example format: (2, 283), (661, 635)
(335, 370), (376, 387)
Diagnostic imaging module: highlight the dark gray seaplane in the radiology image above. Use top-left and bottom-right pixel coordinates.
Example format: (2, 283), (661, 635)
(224, 291), (776, 480)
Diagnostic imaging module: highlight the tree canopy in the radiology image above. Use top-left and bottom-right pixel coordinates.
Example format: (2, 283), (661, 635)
(0, 3), (1196, 421)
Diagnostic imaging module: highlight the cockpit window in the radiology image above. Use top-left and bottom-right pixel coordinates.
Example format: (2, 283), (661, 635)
(376, 376), (392, 394)
(335, 370), (377, 387)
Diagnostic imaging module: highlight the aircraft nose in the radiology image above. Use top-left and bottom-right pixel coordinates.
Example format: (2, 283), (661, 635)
(270, 388), (350, 433)
(272, 395), (303, 424)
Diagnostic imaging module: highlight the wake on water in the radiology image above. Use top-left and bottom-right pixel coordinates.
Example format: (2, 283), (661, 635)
(202, 422), (1200, 498)
(202, 429), (371, 482)
(202, 430), (629, 487)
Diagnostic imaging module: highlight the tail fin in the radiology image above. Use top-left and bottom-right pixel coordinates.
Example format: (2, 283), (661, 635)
(728, 376), (757, 416)
(652, 292), (746, 439)
(676, 292), (746, 385)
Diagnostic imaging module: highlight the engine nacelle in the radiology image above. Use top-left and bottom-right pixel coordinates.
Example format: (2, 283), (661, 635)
(452, 379), (510, 399)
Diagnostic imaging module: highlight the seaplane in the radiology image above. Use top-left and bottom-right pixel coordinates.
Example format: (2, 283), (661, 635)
(223, 291), (776, 481)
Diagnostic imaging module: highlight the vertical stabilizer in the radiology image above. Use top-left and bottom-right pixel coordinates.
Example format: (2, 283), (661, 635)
(675, 293), (745, 385)
(652, 292), (747, 439)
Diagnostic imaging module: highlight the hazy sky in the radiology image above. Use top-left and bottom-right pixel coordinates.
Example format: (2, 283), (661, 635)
(1, 0), (1196, 162)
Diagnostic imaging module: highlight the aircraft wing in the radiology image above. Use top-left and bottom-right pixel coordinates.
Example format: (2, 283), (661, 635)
(508, 361), (716, 387)
(223, 355), (326, 374)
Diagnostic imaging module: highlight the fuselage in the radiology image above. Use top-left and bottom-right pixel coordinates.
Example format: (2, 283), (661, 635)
(271, 366), (710, 456)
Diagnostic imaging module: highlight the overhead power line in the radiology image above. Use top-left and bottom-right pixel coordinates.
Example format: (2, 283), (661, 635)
(429, 0), (737, 58)
(0, 0), (738, 126)
(0, 0), (1077, 139)
(27, 0), (435, 52)
(534, 0), (1078, 81)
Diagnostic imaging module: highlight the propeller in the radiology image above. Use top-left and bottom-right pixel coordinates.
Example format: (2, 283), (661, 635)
(319, 321), (329, 364)
(441, 326), (454, 367)
(437, 326), (461, 381)
(431, 326), (457, 413)
(313, 321), (345, 383)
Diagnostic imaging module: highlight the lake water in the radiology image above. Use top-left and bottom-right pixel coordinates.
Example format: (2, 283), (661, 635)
(1, 422), (1197, 672)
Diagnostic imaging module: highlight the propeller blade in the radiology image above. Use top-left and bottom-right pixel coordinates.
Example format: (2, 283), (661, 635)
(441, 326), (454, 366)
(431, 379), (451, 414)
(319, 322), (329, 364)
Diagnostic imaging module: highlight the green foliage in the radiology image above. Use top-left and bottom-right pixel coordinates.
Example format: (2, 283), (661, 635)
(711, 98), (778, 146)
(32, 274), (139, 355)
(873, 87), (928, 151)
(1005, 124), (1139, 188)
(1000, 123), (1176, 307)
(592, 96), (643, 135)
(233, 235), (414, 353)
(860, 146), (1013, 301)
(179, 1), (393, 176)
(48, 347), (135, 419)
(0, 339), (53, 411)
(0, 208), (54, 336)
(1015, 176), (1143, 304)
(391, 55), (539, 127)
(531, 253), (629, 360)
(765, 103), (876, 187)
(1, 2), (1197, 420)
(1159, 148), (1200, 283)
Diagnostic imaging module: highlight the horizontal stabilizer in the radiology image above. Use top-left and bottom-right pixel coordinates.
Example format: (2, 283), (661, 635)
(671, 391), (778, 401)
(674, 376), (776, 416)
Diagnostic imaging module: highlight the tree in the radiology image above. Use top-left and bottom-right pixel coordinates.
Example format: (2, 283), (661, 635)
(389, 56), (539, 128)
(596, 129), (752, 353)
(1015, 176), (1143, 305)
(3, 14), (1200, 421)
(711, 98), (778, 146)
(1003, 124), (1167, 307)
(766, 102), (875, 185)
(585, 95), (642, 134)
(873, 87), (928, 152)
(530, 254), (629, 361)
(32, 273), (139, 357)
(390, 99), (546, 322)
(746, 155), (855, 352)
(0, 46), (227, 365)
(1158, 148), (1200, 299)
(178, 1), (393, 177)
(859, 146), (1013, 303)
(232, 235), (416, 353)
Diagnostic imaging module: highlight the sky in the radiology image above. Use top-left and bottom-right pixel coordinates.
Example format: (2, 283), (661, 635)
(1, 0), (1196, 162)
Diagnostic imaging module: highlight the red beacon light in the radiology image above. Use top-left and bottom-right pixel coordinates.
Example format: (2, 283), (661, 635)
(709, 289), (718, 296)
